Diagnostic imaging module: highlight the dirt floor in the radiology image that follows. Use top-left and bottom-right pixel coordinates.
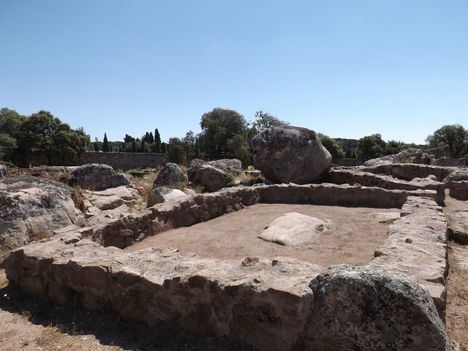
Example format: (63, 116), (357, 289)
(128, 203), (399, 267)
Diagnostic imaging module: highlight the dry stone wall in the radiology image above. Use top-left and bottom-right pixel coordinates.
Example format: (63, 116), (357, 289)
(79, 152), (167, 170)
(361, 163), (456, 181)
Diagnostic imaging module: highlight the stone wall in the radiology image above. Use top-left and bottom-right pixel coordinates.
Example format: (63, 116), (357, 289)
(326, 169), (445, 204)
(95, 184), (440, 249)
(370, 196), (449, 319)
(361, 163), (455, 181)
(79, 152), (167, 170)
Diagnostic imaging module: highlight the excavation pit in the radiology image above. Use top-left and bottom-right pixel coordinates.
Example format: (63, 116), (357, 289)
(3, 183), (455, 350)
(127, 203), (400, 267)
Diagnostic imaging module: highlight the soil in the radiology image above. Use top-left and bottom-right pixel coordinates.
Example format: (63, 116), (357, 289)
(128, 203), (399, 266)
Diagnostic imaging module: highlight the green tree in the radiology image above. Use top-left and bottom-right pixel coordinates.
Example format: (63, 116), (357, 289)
(426, 124), (467, 157)
(102, 133), (110, 152)
(0, 108), (26, 161)
(319, 134), (345, 162)
(154, 129), (162, 153)
(167, 137), (187, 163)
(17, 110), (89, 165)
(357, 134), (387, 160)
(93, 137), (100, 152)
(252, 111), (288, 132)
(161, 141), (167, 153)
(199, 108), (249, 160)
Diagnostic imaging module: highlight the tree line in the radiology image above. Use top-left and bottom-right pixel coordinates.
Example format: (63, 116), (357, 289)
(1, 106), (466, 166)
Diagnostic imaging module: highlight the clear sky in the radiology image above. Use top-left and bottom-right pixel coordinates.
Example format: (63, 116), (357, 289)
(1, 0), (467, 144)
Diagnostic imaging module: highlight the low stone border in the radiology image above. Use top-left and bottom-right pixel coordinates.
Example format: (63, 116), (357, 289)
(96, 183), (440, 248)
(371, 196), (448, 319)
(360, 163), (455, 181)
(326, 169), (445, 204)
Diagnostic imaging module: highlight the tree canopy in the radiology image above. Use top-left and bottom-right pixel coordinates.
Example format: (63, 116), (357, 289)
(426, 124), (467, 158)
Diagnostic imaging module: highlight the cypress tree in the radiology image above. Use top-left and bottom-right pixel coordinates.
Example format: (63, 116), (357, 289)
(155, 128), (162, 153)
(103, 133), (109, 152)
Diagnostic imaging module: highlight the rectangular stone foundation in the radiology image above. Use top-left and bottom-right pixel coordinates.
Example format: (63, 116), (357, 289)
(2, 195), (451, 350)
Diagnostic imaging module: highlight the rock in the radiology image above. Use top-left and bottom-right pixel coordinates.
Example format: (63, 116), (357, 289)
(90, 196), (124, 211)
(0, 176), (77, 250)
(363, 154), (395, 166)
(0, 164), (7, 178)
(297, 265), (455, 351)
(251, 125), (332, 184)
(70, 164), (129, 191)
(446, 210), (468, 244)
(208, 159), (242, 175)
(258, 212), (331, 246)
(448, 181), (468, 201)
(147, 186), (188, 207)
(188, 164), (230, 192)
(154, 163), (187, 189)
(88, 186), (140, 202)
(364, 148), (432, 167)
(443, 169), (468, 183)
(189, 158), (206, 168)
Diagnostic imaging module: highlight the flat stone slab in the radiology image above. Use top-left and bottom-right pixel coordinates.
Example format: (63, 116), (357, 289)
(258, 212), (331, 246)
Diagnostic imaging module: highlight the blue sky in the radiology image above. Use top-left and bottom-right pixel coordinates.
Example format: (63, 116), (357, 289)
(1, 0), (467, 143)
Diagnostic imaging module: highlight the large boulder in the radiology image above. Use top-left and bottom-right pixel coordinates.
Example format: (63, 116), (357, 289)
(0, 164), (7, 178)
(443, 169), (468, 183)
(70, 163), (129, 191)
(0, 176), (78, 250)
(154, 163), (187, 189)
(364, 148), (432, 167)
(258, 212), (331, 246)
(251, 125), (332, 184)
(297, 265), (455, 351)
(147, 186), (188, 207)
(188, 164), (230, 192)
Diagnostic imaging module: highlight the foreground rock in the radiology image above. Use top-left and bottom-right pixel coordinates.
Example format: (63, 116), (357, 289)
(153, 163), (187, 189)
(188, 164), (231, 192)
(70, 163), (129, 191)
(147, 186), (188, 207)
(0, 176), (77, 250)
(258, 212), (331, 246)
(297, 265), (455, 351)
(251, 125), (332, 184)
(446, 210), (468, 244)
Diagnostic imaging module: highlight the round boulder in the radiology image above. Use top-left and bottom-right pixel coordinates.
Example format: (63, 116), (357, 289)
(0, 176), (78, 250)
(154, 163), (187, 189)
(70, 164), (129, 191)
(188, 164), (230, 192)
(443, 169), (468, 183)
(251, 125), (332, 184)
(147, 186), (188, 207)
(297, 265), (455, 350)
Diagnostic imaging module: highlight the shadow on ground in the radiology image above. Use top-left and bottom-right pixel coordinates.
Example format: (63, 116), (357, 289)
(0, 283), (253, 351)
